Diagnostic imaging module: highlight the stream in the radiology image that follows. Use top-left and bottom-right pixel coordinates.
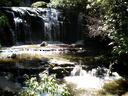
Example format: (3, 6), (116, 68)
(0, 43), (123, 96)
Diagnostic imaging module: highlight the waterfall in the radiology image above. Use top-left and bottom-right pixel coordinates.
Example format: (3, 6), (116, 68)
(0, 7), (82, 46)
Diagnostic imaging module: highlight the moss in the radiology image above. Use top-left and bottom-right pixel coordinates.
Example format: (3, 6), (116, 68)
(101, 79), (128, 95)
(31, 1), (47, 8)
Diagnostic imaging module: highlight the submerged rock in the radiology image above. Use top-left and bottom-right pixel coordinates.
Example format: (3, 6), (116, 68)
(0, 76), (21, 92)
(48, 59), (75, 78)
(16, 58), (49, 69)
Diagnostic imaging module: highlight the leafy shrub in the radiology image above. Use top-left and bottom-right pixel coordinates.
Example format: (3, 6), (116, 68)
(50, 0), (87, 10)
(31, 1), (47, 8)
(18, 74), (70, 96)
(0, 14), (8, 27)
(100, 0), (128, 60)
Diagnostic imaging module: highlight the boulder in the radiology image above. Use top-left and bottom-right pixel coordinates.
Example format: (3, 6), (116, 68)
(40, 41), (48, 47)
(10, 53), (17, 59)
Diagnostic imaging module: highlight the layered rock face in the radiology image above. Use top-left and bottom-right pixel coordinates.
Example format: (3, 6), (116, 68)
(0, 7), (83, 46)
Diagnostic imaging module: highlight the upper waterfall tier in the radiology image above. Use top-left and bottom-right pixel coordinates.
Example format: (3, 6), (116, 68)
(0, 7), (83, 46)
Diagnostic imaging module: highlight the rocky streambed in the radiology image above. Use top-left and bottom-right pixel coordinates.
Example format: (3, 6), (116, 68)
(0, 43), (127, 96)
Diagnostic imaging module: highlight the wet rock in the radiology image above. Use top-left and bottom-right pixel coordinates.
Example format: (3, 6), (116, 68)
(40, 41), (48, 47)
(48, 59), (75, 78)
(0, 76), (21, 92)
(10, 53), (17, 59)
(71, 65), (86, 76)
(16, 58), (49, 69)
(71, 40), (85, 48)
(40, 57), (49, 63)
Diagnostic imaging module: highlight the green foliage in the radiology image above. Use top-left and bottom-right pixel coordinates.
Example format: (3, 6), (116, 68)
(31, 1), (47, 8)
(18, 74), (70, 96)
(99, 0), (128, 63)
(0, 14), (8, 27)
(85, 0), (128, 64)
(50, 0), (87, 10)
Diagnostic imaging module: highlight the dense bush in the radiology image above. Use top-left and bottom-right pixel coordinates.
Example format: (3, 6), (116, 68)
(0, 14), (8, 27)
(99, 0), (128, 64)
(18, 74), (70, 96)
(50, 0), (87, 10)
(31, 1), (47, 8)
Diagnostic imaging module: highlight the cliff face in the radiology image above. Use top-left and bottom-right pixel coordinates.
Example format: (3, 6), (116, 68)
(0, 7), (83, 46)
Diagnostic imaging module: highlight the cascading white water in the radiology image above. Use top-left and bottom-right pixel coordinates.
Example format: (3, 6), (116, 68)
(66, 65), (122, 90)
(0, 7), (81, 45)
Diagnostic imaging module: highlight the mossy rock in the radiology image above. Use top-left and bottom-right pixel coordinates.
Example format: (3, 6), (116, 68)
(31, 1), (47, 8)
(101, 79), (128, 95)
